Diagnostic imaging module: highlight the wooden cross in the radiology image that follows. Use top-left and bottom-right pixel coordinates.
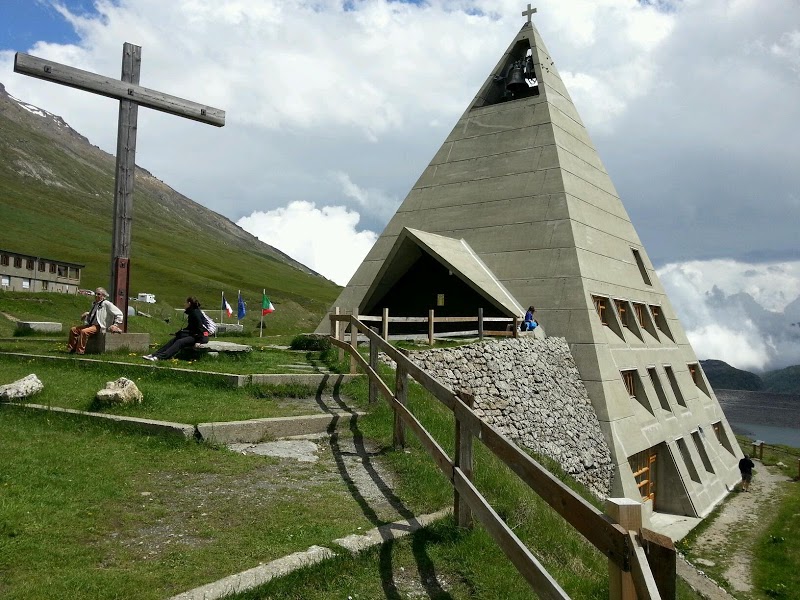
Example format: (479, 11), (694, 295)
(522, 4), (537, 23)
(14, 43), (225, 331)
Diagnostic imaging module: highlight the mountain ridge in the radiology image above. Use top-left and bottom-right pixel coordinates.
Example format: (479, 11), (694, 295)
(0, 81), (340, 332)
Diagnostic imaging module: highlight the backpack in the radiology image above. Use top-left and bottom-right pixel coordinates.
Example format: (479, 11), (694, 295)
(200, 311), (217, 335)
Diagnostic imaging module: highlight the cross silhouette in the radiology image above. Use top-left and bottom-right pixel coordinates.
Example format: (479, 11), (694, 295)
(522, 4), (537, 23)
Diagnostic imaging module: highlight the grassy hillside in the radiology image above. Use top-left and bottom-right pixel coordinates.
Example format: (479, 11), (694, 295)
(762, 365), (800, 395)
(701, 359), (764, 391)
(0, 83), (339, 334)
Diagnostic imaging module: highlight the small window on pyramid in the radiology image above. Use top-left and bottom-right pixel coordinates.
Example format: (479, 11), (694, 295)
(631, 248), (652, 286)
(592, 296), (608, 325)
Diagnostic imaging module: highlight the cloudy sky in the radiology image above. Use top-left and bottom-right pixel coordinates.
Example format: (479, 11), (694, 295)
(1, 0), (799, 372)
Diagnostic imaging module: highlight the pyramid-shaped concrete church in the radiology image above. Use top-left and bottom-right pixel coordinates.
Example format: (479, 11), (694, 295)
(319, 14), (742, 518)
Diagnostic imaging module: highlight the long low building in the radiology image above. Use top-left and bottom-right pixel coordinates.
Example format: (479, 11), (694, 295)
(0, 248), (84, 294)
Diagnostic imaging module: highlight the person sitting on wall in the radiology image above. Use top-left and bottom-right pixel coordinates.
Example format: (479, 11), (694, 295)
(143, 296), (209, 362)
(67, 287), (124, 355)
(521, 305), (538, 331)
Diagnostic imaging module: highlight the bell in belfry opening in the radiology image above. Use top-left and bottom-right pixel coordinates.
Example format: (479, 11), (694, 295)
(505, 59), (528, 93)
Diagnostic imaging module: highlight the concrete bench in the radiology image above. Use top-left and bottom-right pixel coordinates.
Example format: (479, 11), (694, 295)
(192, 340), (252, 354)
(85, 332), (151, 354)
(16, 321), (62, 334)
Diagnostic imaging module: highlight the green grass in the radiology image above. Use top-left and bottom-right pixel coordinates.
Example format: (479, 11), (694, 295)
(0, 408), (401, 600)
(0, 353), (349, 424)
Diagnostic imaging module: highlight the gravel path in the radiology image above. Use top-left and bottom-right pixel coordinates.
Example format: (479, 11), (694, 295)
(681, 462), (791, 598)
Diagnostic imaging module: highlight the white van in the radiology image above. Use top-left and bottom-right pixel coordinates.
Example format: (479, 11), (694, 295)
(137, 293), (156, 304)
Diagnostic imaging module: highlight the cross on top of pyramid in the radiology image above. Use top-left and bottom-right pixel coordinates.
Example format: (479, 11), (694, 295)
(522, 4), (537, 23)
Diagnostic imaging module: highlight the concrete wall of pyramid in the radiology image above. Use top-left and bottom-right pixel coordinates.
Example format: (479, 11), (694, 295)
(319, 18), (742, 518)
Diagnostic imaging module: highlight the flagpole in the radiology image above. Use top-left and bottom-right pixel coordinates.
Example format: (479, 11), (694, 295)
(220, 290), (224, 324)
(237, 289), (241, 325)
(260, 288), (265, 338)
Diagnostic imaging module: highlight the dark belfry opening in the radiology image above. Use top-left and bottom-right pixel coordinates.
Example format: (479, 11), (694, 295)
(474, 40), (539, 108)
(363, 253), (507, 334)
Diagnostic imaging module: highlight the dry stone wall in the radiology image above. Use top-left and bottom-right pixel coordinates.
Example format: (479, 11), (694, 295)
(408, 337), (613, 498)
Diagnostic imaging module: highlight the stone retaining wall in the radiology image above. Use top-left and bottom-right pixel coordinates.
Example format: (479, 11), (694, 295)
(408, 337), (613, 498)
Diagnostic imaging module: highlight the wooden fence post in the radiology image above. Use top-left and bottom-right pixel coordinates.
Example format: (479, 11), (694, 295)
(455, 390), (475, 529)
(393, 351), (408, 448)
(513, 316), (519, 339)
(333, 307), (343, 361)
(640, 528), (677, 600)
(428, 309), (435, 346)
(382, 307), (389, 340)
(349, 308), (358, 375)
(369, 334), (378, 405)
(478, 307), (484, 341)
(606, 498), (641, 600)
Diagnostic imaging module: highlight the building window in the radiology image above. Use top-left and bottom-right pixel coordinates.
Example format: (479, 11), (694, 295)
(692, 430), (715, 473)
(593, 296), (608, 325)
(649, 304), (674, 341)
(647, 367), (671, 412)
(1, 276), (9, 287)
(22, 279), (30, 289)
(14, 257), (22, 268)
(49, 263), (57, 274)
(436, 293), (445, 307)
(712, 421), (736, 455)
(42, 280), (49, 291)
(631, 248), (652, 286)
(664, 365), (687, 407)
(622, 370), (636, 397)
(677, 437), (701, 483)
(615, 300), (628, 328)
(38, 261), (46, 272)
(57, 265), (67, 277)
(0, 255), (7, 266)
(69, 267), (80, 280)
(629, 448), (657, 502)
(26, 259), (33, 270)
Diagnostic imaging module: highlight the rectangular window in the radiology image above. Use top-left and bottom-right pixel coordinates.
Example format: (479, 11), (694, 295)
(38, 261), (45, 272)
(14, 257), (22, 268)
(1, 276), (9, 287)
(615, 300), (628, 328)
(436, 293), (445, 307)
(49, 263), (57, 274)
(647, 367), (671, 412)
(677, 437), (701, 483)
(57, 265), (67, 277)
(41, 280), (49, 291)
(632, 248), (652, 286)
(692, 430), (715, 473)
(69, 267), (80, 280)
(22, 279), (30, 289)
(593, 296), (608, 325)
(622, 370), (636, 397)
(712, 421), (735, 455)
(0, 255), (8, 266)
(664, 365), (686, 407)
(25, 259), (33, 270)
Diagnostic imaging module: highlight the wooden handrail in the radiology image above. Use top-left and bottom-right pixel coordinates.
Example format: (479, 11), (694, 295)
(331, 314), (665, 599)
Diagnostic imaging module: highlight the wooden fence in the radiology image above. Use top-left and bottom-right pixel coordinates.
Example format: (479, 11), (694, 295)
(329, 313), (676, 600)
(331, 306), (523, 346)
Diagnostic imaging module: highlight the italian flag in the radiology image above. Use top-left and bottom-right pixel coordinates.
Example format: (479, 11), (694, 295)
(262, 293), (275, 315)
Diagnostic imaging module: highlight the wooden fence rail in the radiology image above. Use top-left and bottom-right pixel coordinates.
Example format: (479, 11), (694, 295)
(329, 313), (674, 600)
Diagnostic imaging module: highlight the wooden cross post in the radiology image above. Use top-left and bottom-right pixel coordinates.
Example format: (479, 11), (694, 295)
(522, 4), (537, 24)
(14, 43), (225, 331)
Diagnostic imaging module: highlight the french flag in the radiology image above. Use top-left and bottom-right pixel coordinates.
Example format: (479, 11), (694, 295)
(222, 294), (233, 317)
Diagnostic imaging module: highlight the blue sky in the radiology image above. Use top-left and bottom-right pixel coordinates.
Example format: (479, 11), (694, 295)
(0, 1), (95, 49)
(1, 0), (800, 370)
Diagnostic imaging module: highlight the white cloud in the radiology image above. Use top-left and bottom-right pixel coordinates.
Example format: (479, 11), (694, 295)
(236, 201), (377, 286)
(658, 259), (800, 372)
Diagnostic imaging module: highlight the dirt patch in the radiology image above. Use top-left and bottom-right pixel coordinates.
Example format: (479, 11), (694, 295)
(686, 463), (791, 595)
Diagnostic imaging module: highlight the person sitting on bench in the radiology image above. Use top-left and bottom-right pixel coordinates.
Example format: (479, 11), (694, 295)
(143, 296), (209, 361)
(67, 287), (124, 355)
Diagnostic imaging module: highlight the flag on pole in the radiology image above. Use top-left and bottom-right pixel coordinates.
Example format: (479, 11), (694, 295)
(222, 294), (233, 317)
(262, 293), (275, 315)
(237, 290), (246, 320)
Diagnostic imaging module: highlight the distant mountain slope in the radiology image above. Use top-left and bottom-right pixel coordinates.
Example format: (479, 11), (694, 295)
(762, 365), (800, 395)
(0, 82), (340, 333)
(701, 359), (764, 391)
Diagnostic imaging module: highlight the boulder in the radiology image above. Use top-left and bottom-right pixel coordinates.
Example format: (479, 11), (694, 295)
(95, 377), (143, 406)
(0, 374), (44, 401)
(196, 341), (252, 353)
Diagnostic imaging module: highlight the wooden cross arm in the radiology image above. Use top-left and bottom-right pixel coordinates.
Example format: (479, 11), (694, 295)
(14, 52), (225, 127)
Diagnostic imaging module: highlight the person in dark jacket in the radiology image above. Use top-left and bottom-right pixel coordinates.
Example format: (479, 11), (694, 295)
(143, 297), (208, 361)
(738, 454), (755, 492)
